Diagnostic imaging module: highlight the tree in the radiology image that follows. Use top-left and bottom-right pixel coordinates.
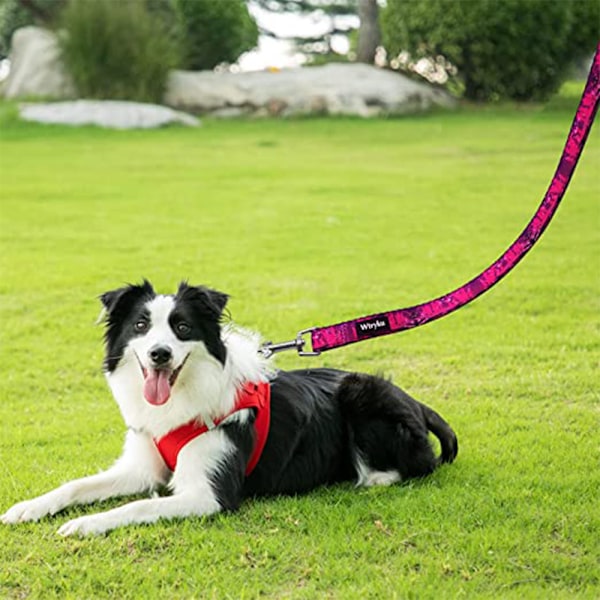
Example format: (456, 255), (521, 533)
(356, 0), (379, 64)
(381, 0), (600, 101)
(174, 0), (258, 70)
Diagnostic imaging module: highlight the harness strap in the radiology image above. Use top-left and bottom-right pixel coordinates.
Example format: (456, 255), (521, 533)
(154, 381), (271, 475)
(262, 44), (600, 358)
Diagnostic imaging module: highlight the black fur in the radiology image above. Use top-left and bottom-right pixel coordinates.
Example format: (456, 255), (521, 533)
(208, 420), (255, 512)
(336, 373), (458, 478)
(212, 368), (458, 510)
(172, 283), (228, 365)
(245, 369), (356, 496)
(101, 280), (156, 372)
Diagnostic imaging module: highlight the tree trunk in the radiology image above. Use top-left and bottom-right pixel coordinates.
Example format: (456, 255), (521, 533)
(356, 0), (380, 64)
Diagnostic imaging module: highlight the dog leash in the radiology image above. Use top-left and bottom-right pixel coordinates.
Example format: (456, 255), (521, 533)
(261, 44), (600, 359)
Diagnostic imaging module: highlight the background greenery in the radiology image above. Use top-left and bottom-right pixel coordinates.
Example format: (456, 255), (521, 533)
(0, 83), (598, 597)
(0, 0), (257, 101)
(173, 0), (258, 70)
(2, 0), (598, 103)
(382, 0), (599, 101)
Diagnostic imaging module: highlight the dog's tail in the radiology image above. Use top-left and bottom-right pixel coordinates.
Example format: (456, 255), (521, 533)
(420, 403), (458, 465)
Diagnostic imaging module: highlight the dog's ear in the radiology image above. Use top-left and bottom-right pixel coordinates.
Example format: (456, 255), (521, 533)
(99, 288), (125, 314)
(98, 280), (156, 321)
(176, 282), (229, 319)
(205, 288), (229, 315)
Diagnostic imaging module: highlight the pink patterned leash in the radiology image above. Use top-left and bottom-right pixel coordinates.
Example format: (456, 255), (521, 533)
(261, 44), (600, 359)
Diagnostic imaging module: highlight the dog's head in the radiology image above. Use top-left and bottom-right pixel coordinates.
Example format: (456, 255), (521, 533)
(100, 280), (228, 406)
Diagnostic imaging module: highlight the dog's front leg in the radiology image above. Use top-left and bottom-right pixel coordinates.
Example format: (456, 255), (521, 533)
(57, 427), (240, 536)
(1, 430), (168, 525)
(57, 489), (220, 537)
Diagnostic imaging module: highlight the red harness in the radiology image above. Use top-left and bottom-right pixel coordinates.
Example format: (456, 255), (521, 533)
(154, 381), (271, 476)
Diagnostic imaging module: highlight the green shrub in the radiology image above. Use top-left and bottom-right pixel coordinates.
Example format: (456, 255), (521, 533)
(0, 0), (29, 59)
(174, 0), (258, 70)
(381, 0), (599, 101)
(59, 0), (180, 103)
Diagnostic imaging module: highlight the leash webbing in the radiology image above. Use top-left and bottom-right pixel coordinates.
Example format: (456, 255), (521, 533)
(261, 44), (600, 359)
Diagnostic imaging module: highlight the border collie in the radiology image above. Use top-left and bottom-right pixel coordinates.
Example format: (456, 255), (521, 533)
(2, 281), (458, 536)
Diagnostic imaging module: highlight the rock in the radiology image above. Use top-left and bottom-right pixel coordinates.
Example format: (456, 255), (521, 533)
(166, 71), (248, 110)
(19, 100), (200, 129)
(165, 63), (455, 117)
(3, 26), (75, 100)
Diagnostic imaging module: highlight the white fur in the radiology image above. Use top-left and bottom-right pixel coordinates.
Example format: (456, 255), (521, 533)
(1, 294), (271, 536)
(1, 431), (168, 527)
(109, 296), (269, 438)
(354, 451), (401, 488)
(56, 429), (233, 537)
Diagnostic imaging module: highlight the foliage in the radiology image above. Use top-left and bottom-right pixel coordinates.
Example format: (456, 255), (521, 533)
(1, 0), (258, 75)
(0, 0), (28, 59)
(381, 0), (600, 101)
(1, 82), (599, 596)
(58, 0), (179, 103)
(0, 0), (63, 59)
(173, 0), (258, 70)
(566, 0), (600, 60)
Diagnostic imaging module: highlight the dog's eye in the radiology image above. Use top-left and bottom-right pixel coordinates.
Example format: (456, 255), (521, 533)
(134, 320), (149, 333)
(175, 322), (191, 336)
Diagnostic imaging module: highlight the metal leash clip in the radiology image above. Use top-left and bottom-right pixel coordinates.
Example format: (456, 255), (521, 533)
(260, 328), (320, 358)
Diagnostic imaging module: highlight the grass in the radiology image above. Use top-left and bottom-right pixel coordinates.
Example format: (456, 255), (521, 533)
(0, 83), (598, 598)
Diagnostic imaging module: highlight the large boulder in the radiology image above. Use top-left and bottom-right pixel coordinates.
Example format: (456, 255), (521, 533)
(165, 63), (455, 117)
(2, 26), (75, 100)
(19, 100), (200, 129)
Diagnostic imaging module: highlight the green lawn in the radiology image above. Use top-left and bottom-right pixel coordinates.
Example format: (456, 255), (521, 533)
(0, 86), (598, 598)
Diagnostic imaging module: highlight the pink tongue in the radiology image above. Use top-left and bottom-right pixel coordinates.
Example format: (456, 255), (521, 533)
(143, 369), (172, 405)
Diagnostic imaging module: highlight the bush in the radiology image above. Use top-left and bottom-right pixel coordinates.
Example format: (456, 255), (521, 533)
(59, 0), (179, 103)
(0, 0), (29, 59)
(173, 0), (258, 70)
(381, 0), (600, 101)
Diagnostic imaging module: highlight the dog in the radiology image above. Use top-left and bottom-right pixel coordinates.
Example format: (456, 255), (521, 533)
(1, 281), (458, 536)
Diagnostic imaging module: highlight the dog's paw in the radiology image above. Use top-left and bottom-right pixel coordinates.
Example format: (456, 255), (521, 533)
(58, 514), (110, 537)
(1, 497), (60, 524)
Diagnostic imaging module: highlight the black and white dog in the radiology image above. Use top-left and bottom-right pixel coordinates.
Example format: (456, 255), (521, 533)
(2, 281), (457, 536)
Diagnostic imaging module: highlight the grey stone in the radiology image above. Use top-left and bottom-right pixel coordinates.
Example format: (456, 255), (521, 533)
(3, 26), (75, 100)
(165, 63), (455, 117)
(19, 100), (200, 129)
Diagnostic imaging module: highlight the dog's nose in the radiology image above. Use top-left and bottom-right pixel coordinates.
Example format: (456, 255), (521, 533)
(148, 345), (173, 366)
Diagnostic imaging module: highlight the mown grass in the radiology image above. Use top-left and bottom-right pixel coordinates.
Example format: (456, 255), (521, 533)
(0, 84), (598, 598)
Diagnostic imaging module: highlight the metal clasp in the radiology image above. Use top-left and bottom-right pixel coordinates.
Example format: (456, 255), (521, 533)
(296, 328), (321, 356)
(260, 328), (320, 358)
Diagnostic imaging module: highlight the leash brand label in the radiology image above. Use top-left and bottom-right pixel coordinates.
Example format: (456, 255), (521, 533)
(355, 315), (391, 339)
